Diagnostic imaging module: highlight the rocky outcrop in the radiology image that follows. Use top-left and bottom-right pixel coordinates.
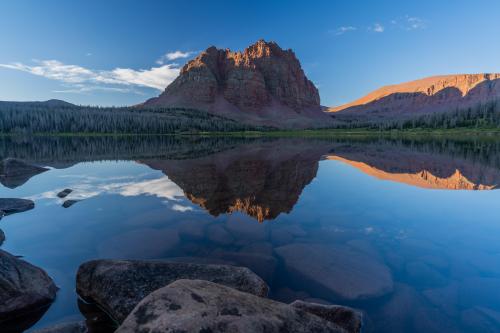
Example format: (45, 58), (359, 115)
(144, 40), (328, 128)
(116, 279), (346, 333)
(76, 260), (268, 323)
(328, 74), (500, 118)
(0, 198), (35, 215)
(0, 250), (58, 321)
(0, 158), (48, 189)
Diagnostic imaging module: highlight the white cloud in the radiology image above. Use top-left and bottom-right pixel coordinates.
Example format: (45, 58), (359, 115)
(405, 16), (426, 30)
(29, 175), (185, 203)
(156, 50), (196, 65)
(333, 26), (357, 36)
(0, 59), (180, 92)
(370, 23), (385, 33)
(172, 204), (194, 212)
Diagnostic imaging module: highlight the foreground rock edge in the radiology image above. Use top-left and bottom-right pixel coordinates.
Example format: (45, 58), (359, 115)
(116, 279), (349, 333)
(76, 259), (269, 323)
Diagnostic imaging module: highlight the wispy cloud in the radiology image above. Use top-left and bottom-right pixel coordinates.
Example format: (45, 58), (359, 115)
(156, 50), (196, 65)
(0, 59), (180, 92)
(391, 16), (427, 30)
(332, 26), (357, 36)
(369, 23), (385, 33)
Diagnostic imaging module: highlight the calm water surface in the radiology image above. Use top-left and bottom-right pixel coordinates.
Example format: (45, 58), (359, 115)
(1, 136), (500, 332)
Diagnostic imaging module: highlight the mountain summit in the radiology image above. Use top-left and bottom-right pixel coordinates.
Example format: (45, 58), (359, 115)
(144, 40), (328, 128)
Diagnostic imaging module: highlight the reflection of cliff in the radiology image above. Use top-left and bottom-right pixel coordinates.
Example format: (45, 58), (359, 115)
(142, 140), (330, 222)
(327, 143), (500, 190)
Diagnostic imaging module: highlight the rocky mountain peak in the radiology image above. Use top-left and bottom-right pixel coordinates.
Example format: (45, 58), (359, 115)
(144, 40), (325, 128)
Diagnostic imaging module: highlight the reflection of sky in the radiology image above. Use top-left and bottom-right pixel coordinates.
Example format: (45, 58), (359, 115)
(2, 157), (500, 332)
(29, 174), (185, 203)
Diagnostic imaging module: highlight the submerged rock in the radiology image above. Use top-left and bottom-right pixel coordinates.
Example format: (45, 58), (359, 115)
(0, 198), (35, 215)
(0, 158), (48, 189)
(31, 321), (87, 333)
(76, 259), (269, 323)
(0, 249), (57, 321)
(117, 279), (345, 333)
(62, 199), (79, 208)
(57, 188), (73, 198)
(0, 229), (4, 246)
(275, 243), (393, 300)
(290, 300), (363, 333)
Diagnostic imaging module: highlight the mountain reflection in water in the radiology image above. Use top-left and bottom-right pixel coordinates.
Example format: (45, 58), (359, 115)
(1, 135), (500, 332)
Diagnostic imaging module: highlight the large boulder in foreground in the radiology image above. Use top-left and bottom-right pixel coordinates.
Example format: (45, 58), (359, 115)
(290, 300), (363, 333)
(0, 158), (48, 189)
(0, 198), (35, 215)
(0, 250), (57, 321)
(117, 279), (345, 333)
(275, 243), (393, 300)
(76, 260), (268, 323)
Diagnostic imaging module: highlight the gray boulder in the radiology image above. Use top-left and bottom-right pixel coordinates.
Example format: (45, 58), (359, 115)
(117, 279), (345, 333)
(0, 158), (48, 189)
(76, 259), (269, 323)
(0, 249), (58, 320)
(31, 321), (87, 333)
(290, 300), (363, 333)
(0, 198), (35, 215)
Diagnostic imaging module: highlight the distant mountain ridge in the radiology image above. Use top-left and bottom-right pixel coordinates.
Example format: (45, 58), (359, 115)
(0, 99), (76, 107)
(144, 40), (329, 128)
(328, 73), (500, 117)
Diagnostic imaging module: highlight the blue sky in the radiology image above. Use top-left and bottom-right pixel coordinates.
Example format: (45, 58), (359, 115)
(1, 0), (500, 106)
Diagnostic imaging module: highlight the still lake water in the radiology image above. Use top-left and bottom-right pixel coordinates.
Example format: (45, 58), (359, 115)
(1, 135), (500, 332)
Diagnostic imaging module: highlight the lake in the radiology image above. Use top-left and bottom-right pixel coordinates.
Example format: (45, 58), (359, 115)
(1, 135), (500, 332)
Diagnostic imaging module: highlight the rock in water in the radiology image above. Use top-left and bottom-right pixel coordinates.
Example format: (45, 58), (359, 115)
(275, 243), (393, 300)
(31, 321), (87, 333)
(117, 279), (345, 333)
(0, 249), (57, 321)
(0, 158), (48, 189)
(143, 40), (329, 128)
(0, 229), (4, 246)
(57, 188), (73, 198)
(290, 300), (363, 333)
(0, 198), (35, 215)
(62, 199), (79, 208)
(76, 260), (269, 323)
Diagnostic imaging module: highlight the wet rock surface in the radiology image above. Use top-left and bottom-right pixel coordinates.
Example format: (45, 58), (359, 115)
(290, 300), (363, 333)
(0, 158), (48, 189)
(0, 229), (4, 246)
(275, 243), (393, 300)
(0, 198), (35, 215)
(76, 259), (269, 323)
(0, 250), (58, 322)
(117, 279), (345, 333)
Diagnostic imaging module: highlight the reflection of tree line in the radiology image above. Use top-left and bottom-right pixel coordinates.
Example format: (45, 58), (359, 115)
(0, 136), (260, 164)
(0, 135), (499, 170)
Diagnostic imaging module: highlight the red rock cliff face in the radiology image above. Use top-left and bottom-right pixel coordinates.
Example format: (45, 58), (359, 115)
(328, 74), (500, 117)
(144, 40), (325, 128)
